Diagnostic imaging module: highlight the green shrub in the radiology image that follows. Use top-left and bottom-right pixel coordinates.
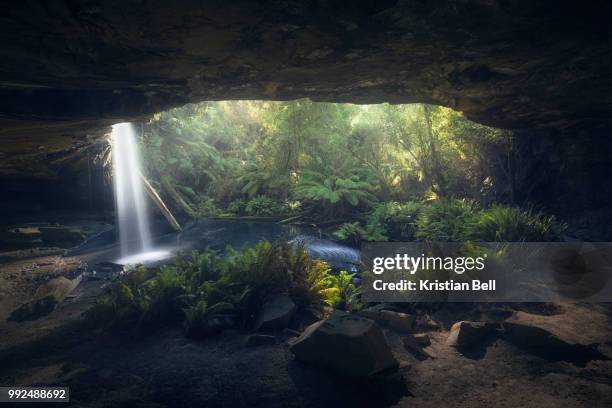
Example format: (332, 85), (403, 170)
(87, 240), (336, 334)
(137, 266), (188, 329)
(366, 201), (422, 241)
(175, 249), (226, 287)
(323, 271), (361, 311)
(288, 252), (332, 309)
(415, 199), (477, 241)
(196, 197), (222, 217)
(334, 222), (386, 246)
(467, 206), (566, 242)
(244, 195), (284, 217)
(183, 300), (235, 338)
(227, 199), (247, 215)
(334, 222), (366, 246)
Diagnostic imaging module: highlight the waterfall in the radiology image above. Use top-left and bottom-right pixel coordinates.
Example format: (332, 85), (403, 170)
(112, 123), (153, 257)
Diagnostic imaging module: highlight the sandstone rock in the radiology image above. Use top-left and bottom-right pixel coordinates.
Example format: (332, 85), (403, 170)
(35, 275), (82, 302)
(290, 311), (398, 376)
(414, 333), (431, 347)
(359, 305), (414, 333)
(402, 334), (433, 359)
(416, 315), (441, 331)
(254, 294), (296, 331)
(1, 227), (43, 247)
(446, 321), (496, 349)
(246, 334), (277, 347)
(8, 274), (82, 321)
(39, 226), (86, 248)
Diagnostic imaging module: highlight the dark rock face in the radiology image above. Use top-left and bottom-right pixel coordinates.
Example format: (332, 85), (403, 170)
(1, 1), (611, 131)
(1, 1), (611, 219)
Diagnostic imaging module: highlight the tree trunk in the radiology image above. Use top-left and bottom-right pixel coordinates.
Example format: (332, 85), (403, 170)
(141, 174), (182, 232)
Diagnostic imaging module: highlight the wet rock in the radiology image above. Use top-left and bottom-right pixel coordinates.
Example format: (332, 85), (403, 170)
(446, 321), (496, 349)
(246, 334), (277, 347)
(359, 305), (414, 333)
(0, 227), (43, 247)
(414, 333), (431, 347)
(8, 296), (58, 322)
(289, 310), (398, 376)
(501, 322), (607, 364)
(416, 315), (441, 331)
(8, 274), (82, 321)
(254, 294), (296, 331)
(39, 226), (85, 248)
(402, 334), (433, 359)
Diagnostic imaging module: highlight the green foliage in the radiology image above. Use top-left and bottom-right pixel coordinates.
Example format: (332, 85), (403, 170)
(139, 100), (566, 239)
(227, 199), (247, 215)
(333, 222), (386, 246)
(195, 197), (222, 217)
(467, 206), (567, 242)
(323, 271), (361, 311)
(88, 241), (334, 334)
(295, 170), (378, 218)
(183, 300), (235, 338)
(366, 201), (423, 241)
(415, 199), (478, 241)
(244, 195), (285, 217)
(291, 259), (332, 310)
(137, 266), (187, 329)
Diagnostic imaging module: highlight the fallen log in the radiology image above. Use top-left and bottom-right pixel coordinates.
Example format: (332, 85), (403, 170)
(161, 176), (198, 219)
(141, 175), (182, 232)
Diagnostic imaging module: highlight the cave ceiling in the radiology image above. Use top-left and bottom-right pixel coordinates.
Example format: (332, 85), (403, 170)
(0, 0), (611, 179)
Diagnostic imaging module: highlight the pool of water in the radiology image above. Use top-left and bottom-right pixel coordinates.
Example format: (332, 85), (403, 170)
(70, 219), (361, 272)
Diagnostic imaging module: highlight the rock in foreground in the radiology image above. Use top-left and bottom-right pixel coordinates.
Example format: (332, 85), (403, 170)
(501, 322), (607, 364)
(8, 274), (82, 321)
(446, 321), (496, 349)
(359, 305), (415, 333)
(255, 294), (296, 331)
(290, 311), (398, 376)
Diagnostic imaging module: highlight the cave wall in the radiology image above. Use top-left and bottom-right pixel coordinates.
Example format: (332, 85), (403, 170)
(1, 0), (612, 232)
(1, 1), (611, 130)
(508, 129), (612, 239)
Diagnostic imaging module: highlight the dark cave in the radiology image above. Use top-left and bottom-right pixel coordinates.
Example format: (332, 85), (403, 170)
(1, 1), (612, 407)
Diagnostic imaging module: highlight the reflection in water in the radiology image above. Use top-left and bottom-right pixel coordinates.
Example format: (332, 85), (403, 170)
(77, 219), (361, 271)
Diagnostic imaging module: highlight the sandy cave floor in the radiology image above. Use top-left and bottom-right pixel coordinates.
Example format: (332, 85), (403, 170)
(0, 253), (611, 408)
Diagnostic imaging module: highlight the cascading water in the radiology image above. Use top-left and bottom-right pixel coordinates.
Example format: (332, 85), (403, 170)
(112, 123), (169, 264)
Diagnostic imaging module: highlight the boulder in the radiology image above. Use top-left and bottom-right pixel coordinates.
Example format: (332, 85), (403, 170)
(501, 322), (607, 364)
(416, 315), (441, 331)
(402, 334), (434, 359)
(246, 334), (277, 347)
(359, 305), (414, 333)
(254, 294), (296, 331)
(446, 321), (496, 349)
(8, 274), (82, 321)
(289, 310), (398, 376)
(1, 227), (43, 247)
(39, 226), (86, 248)
(414, 333), (431, 347)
